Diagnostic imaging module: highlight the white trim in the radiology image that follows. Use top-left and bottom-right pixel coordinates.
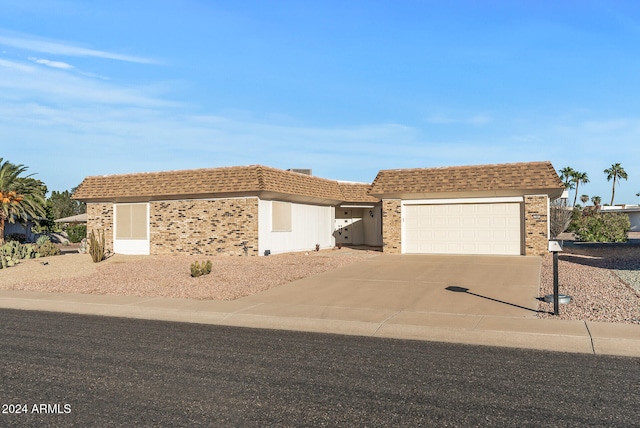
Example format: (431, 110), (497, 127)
(339, 204), (377, 208)
(401, 196), (524, 206)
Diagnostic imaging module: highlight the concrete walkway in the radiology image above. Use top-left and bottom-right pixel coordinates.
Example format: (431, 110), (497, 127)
(1, 254), (639, 357)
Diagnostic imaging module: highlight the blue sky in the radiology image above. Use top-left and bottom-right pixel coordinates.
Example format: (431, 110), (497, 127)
(1, 0), (639, 204)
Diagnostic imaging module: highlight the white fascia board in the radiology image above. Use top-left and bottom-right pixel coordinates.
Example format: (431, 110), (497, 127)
(401, 196), (524, 205)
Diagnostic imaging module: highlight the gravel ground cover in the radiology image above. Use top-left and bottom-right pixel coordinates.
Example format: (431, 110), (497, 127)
(1, 241), (639, 324)
(537, 241), (640, 324)
(0, 249), (376, 301)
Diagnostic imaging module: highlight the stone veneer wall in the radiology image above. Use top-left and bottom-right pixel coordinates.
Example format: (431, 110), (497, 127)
(149, 197), (259, 256)
(381, 199), (402, 254)
(86, 203), (114, 253)
(524, 195), (549, 256)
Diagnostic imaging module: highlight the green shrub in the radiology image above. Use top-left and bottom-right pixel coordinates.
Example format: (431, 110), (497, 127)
(190, 260), (212, 277)
(36, 235), (51, 246)
(66, 224), (87, 243)
(573, 211), (630, 243)
(566, 207), (583, 233)
(37, 241), (61, 257)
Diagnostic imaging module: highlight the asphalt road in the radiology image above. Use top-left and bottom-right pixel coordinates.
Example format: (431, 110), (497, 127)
(1, 309), (639, 427)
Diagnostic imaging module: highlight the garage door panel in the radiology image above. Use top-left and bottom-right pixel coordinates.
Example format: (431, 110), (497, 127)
(404, 203), (522, 255)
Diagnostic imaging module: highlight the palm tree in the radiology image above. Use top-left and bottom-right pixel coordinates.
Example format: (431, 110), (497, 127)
(580, 194), (589, 205)
(591, 195), (602, 207)
(0, 158), (47, 244)
(604, 163), (628, 206)
(571, 171), (590, 207)
(558, 166), (576, 190)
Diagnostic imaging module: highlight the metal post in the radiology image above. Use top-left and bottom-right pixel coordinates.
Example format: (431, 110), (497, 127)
(553, 250), (559, 316)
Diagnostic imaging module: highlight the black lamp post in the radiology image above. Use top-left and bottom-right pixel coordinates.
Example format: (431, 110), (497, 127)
(548, 240), (564, 315)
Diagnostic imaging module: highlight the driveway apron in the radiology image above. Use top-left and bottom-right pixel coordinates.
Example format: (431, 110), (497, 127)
(242, 254), (543, 318)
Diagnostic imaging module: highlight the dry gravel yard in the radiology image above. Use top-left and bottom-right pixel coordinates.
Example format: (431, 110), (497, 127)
(1, 241), (639, 325)
(538, 240), (640, 324)
(0, 249), (375, 301)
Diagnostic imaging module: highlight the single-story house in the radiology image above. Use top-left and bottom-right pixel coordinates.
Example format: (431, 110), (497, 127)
(72, 161), (564, 257)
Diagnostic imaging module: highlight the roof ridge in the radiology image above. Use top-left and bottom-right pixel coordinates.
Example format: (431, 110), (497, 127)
(254, 165), (266, 190)
(377, 160), (552, 173)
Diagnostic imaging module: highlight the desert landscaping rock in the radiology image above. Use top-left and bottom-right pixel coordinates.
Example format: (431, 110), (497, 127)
(538, 243), (640, 324)
(1, 244), (639, 325)
(0, 250), (375, 301)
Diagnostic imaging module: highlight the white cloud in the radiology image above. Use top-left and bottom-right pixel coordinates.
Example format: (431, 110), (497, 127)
(0, 58), (34, 72)
(0, 59), (177, 108)
(0, 31), (157, 64)
(28, 56), (73, 69)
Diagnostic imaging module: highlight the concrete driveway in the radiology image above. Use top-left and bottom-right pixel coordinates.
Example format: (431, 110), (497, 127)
(242, 254), (543, 318)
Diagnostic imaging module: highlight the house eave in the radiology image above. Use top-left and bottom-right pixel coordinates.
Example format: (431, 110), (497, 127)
(75, 190), (344, 206)
(370, 188), (564, 200)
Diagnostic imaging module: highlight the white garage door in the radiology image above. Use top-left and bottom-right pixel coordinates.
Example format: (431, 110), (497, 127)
(404, 203), (522, 255)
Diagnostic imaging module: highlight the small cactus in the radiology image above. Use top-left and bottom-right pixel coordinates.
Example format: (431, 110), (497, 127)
(190, 260), (212, 277)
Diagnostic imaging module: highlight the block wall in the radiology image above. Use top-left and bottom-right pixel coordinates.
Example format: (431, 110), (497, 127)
(86, 203), (114, 253)
(149, 198), (259, 256)
(381, 199), (402, 254)
(524, 195), (549, 256)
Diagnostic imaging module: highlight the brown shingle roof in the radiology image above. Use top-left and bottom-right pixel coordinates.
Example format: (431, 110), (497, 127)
(338, 182), (380, 203)
(73, 165), (347, 203)
(258, 166), (345, 201)
(369, 161), (564, 197)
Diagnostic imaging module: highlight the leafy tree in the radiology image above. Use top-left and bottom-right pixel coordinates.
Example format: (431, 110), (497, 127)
(0, 158), (47, 244)
(591, 195), (602, 207)
(580, 194), (589, 205)
(571, 171), (589, 207)
(48, 188), (86, 219)
(604, 163), (628, 206)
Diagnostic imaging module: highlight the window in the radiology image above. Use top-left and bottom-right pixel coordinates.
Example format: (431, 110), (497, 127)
(115, 203), (148, 240)
(272, 201), (292, 232)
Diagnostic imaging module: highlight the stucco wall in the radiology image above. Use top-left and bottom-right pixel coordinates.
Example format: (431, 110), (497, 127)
(86, 203), (114, 253)
(258, 200), (333, 255)
(382, 199), (402, 253)
(524, 195), (549, 256)
(150, 197), (259, 256)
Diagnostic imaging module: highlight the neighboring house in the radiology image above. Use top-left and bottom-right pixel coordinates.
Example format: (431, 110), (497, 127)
(73, 161), (564, 257)
(54, 213), (88, 225)
(368, 161), (564, 256)
(3, 221), (36, 242)
(600, 205), (640, 232)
